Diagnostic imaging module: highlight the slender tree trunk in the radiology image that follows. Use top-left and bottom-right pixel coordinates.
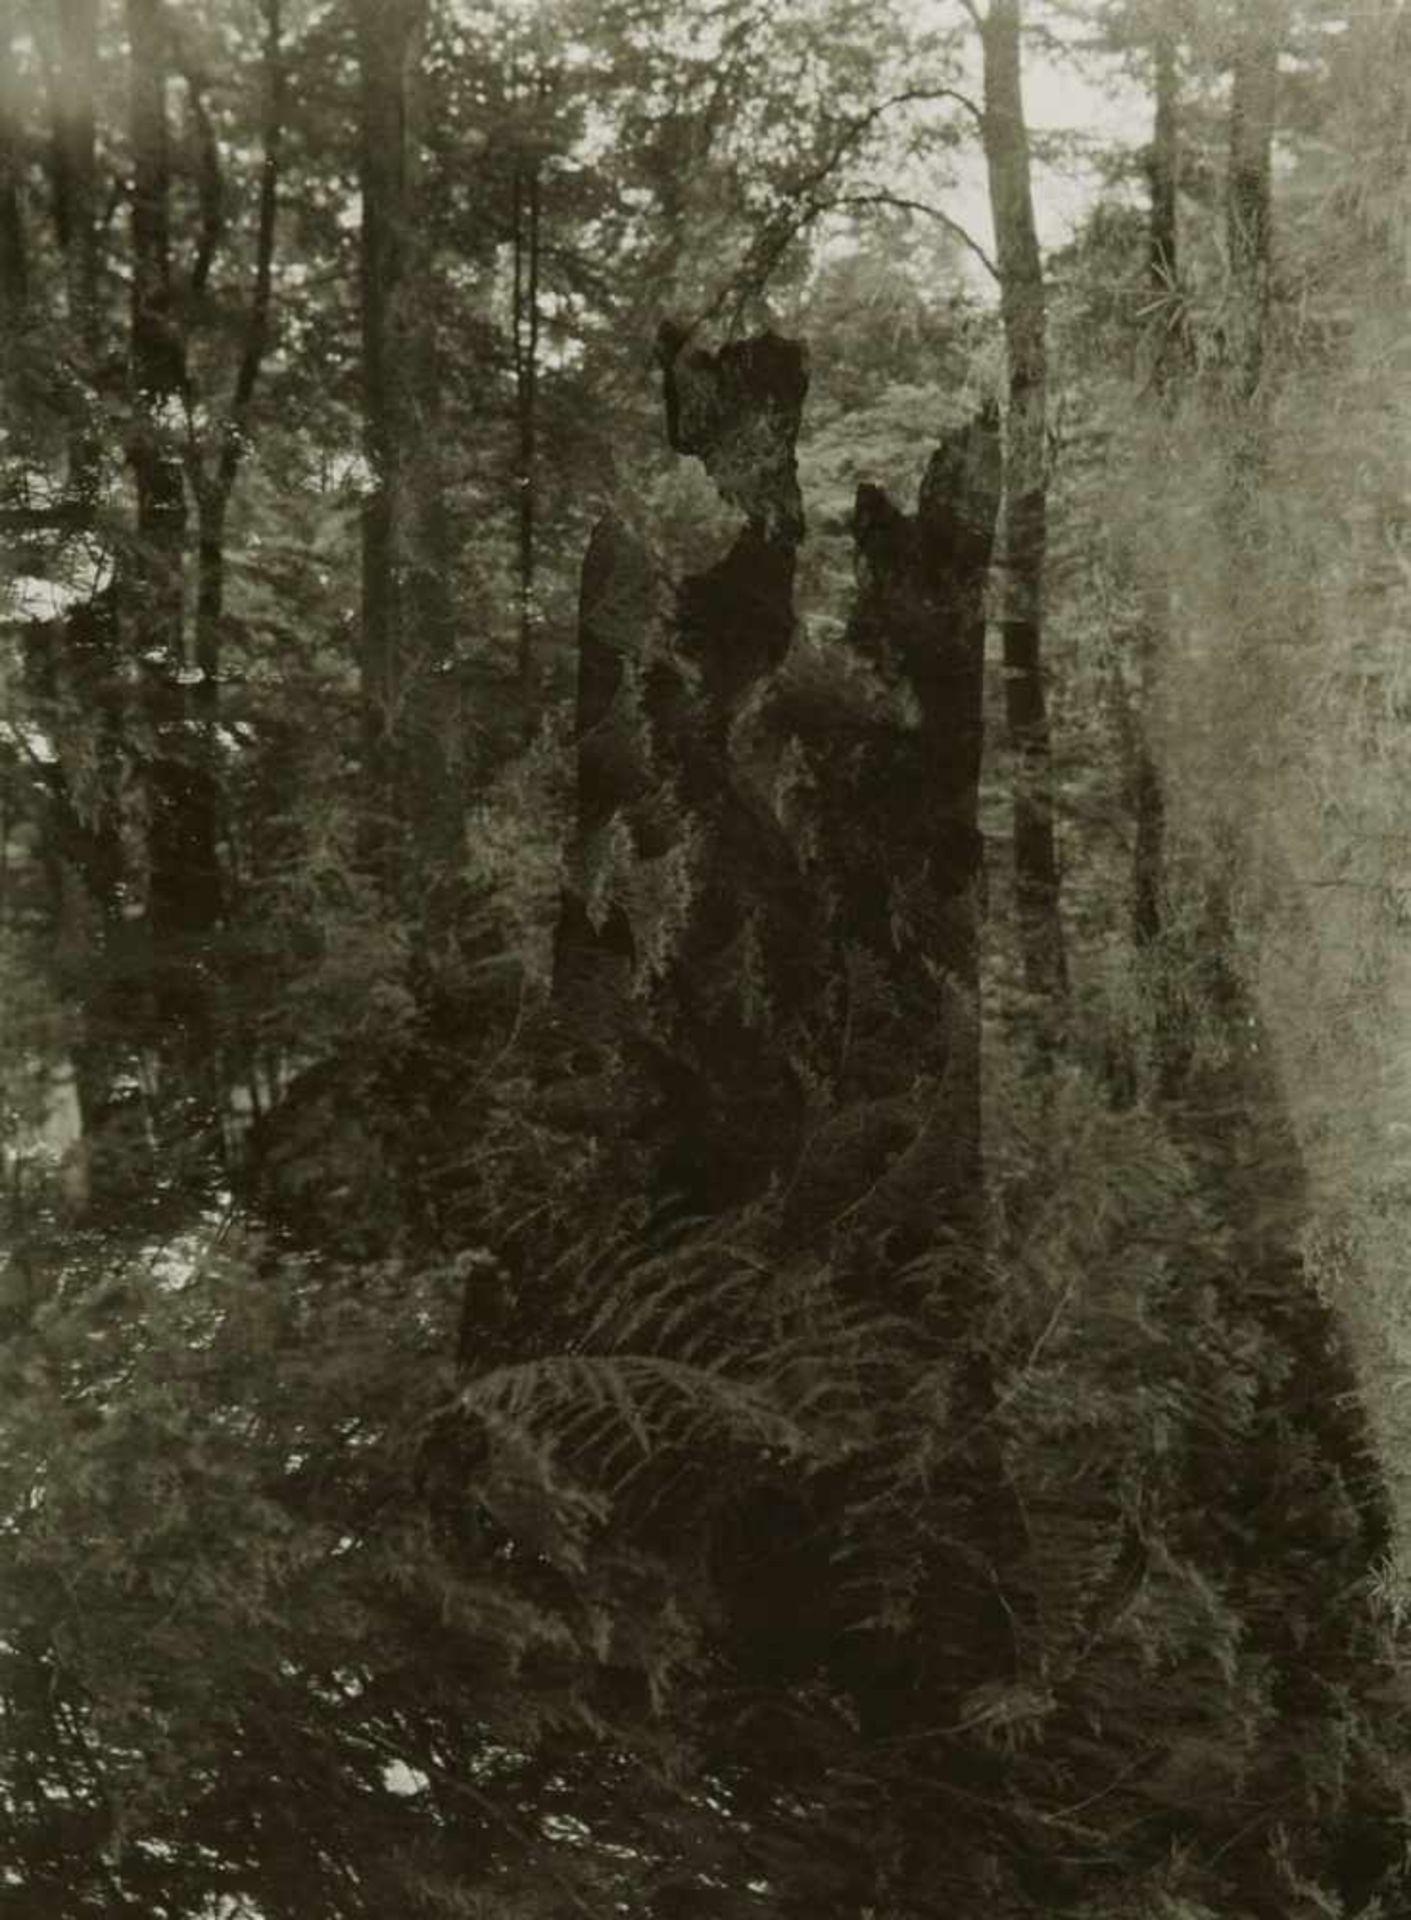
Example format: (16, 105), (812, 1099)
(12, 0), (129, 1211)
(128, 0), (185, 598)
(127, 0), (227, 1201)
(512, 157), (542, 717)
(1182, 2), (1283, 1065)
(30, 592), (134, 1215)
(1226, 0), (1280, 413)
(53, 0), (100, 503)
(1133, 23), (1179, 959)
(128, 0), (201, 948)
(356, 0), (422, 877)
(355, 0), (458, 911)
(127, 0), (215, 943)
(0, 0), (28, 320)
(194, 0), (282, 712)
(977, 0), (1067, 1016)
(1131, 20), (1193, 1101)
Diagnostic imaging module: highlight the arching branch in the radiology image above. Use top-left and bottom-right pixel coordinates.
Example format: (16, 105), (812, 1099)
(829, 190), (1000, 282)
(687, 85), (987, 337)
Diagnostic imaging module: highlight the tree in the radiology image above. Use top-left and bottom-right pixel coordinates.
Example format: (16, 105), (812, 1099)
(1224, 0), (1282, 411)
(1130, 10), (1179, 967)
(354, 0), (463, 909)
(2, 3), (1411, 1914)
(0, 2), (24, 326)
(48, 0), (101, 506)
(1124, 2), (1192, 1098)
(972, 0), (1068, 1017)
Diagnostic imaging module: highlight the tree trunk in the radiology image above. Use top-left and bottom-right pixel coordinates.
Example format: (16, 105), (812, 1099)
(1122, 25), (1235, 1111)
(512, 156), (542, 718)
(128, 0), (184, 596)
(186, 144), (285, 971)
(830, 416), (999, 1257)
(9, 2), (131, 1213)
(978, 0), (1067, 1018)
(53, 0), (100, 503)
(552, 514), (655, 1018)
(1226, 0), (1280, 412)
(356, 0), (420, 871)
(1178, 2), (1283, 1062)
(543, 343), (1036, 1911)
(649, 325), (810, 1212)
(127, 0), (231, 1205)
(128, 0), (215, 953)
(0, 0), (28, 321)
(193, 0), (282, 712)
(355, 0), (459, 912)
(1132, 20), (1180, 1093)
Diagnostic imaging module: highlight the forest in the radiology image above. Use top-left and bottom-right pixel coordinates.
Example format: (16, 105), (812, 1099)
(2, 0), (1411, 1913)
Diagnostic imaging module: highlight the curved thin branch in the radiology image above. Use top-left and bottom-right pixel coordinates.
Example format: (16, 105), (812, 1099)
(923, 81), (985, 129)
(688, 85), (986, 336)
(789, 86), (983, 209)
(830, 190), (1000, 282)
(831, 81), (985, 146)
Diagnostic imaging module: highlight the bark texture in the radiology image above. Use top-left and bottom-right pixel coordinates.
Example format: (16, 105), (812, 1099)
(618, 344), (1022, 1900)
(557, 330), (1003, 1247)
(53, 0), (101, 501)
(552, 513), (658, 1020)
(647, 324), (811, 1211)
(512, 152), (542, 712)
(978, 0), (1067, 1014)
(355, 0), (459, 905)
(807, 415), (998, 1259)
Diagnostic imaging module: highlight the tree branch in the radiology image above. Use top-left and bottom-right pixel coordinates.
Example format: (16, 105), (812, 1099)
(830, 191), (1000, 281)
(792, 85), (983, 203)
(840, 82), (985, 143)
(691, 86), (987, 334)
(927, 82), (985, 129)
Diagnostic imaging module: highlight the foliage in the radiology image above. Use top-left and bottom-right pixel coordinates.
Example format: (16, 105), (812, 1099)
(1, 1), (1410, 1917)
